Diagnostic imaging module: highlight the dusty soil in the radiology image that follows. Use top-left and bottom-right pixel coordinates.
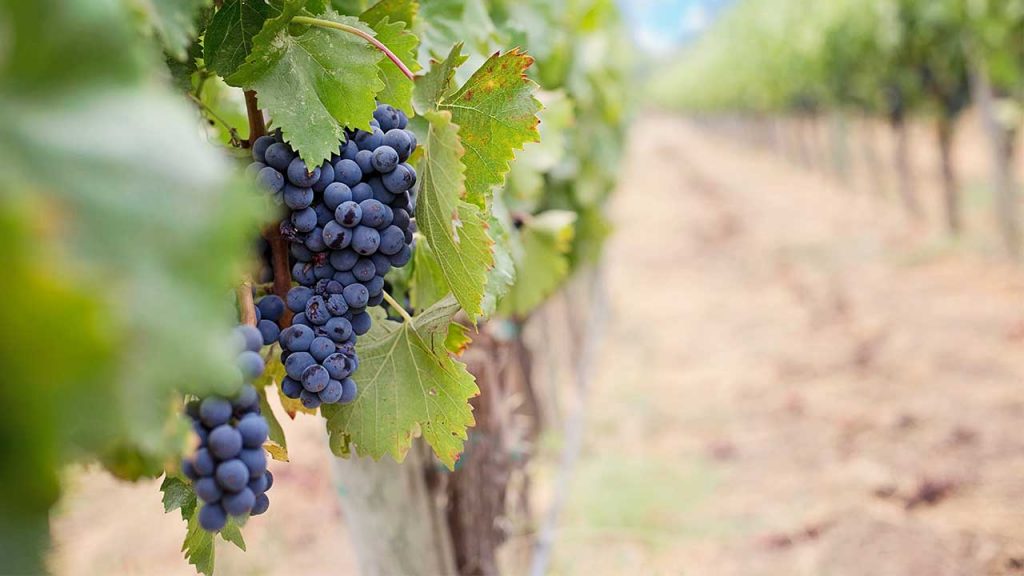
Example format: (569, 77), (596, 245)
(549, 113), (1024, 575)
(51, 113), (1024, 575)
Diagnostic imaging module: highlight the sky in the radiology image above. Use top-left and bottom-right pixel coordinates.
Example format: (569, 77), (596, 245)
(620, 0), (732, 55)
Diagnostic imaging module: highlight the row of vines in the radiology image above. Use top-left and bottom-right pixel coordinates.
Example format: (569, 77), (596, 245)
(650, 0), (1023, 257)
(0, 0), (628, 574)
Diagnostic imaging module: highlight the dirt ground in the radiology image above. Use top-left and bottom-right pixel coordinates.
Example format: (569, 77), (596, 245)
(51, 113), (1024, 575)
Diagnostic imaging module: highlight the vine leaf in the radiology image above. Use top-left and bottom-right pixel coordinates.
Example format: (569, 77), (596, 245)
(416, 109), (494, 321)
(203, 0), (275, 78)
(229, 4), (384, 165)
(322, 295), (478, 469)
(161, 475), (246, 576)
(413, 42), (468, 115)
(499, 210), (576, 316)
(360, 0), (420, 114)
(422, 49), (542, 206)
(143, 0), (210, 60)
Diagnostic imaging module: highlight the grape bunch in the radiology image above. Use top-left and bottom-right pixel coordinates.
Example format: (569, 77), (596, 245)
(247, 103), (417, 410)
(181, 296), (282, 532)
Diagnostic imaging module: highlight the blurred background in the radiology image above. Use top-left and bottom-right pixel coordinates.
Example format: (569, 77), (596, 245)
(14, 0), (1024, 574)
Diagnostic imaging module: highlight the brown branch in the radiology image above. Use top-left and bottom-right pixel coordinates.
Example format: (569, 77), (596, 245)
(237, 279), (258, 326)
(243, 90), (267, 147)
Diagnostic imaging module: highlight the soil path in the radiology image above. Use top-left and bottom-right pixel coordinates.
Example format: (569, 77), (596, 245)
(550, 114), (1024, 575)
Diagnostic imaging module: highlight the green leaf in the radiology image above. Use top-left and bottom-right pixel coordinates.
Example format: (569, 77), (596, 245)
(416, 110), (494, 322)
(182, 505), (216, 575)
(203, 0), (275, 78)
(361, 0), (417, 25)
(229, 7), (385, 165)
(161, 475), (197, 520)
(255, 356), (289, 461)
(322, 296), (478, 469)
(165, 36), (204, 92)
(445, 322), (472, 356)
(499, 210), (576, 317)
(481, 195), (516, 316)
(361, 15), (420, 114)
(413, 42), (468, 115)
(141, 0), (211, 60)
(409, 235), (449, 310)
(440, 49), (542, 206)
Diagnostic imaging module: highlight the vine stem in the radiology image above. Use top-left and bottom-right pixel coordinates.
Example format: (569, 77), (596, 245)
(187, 93), (242, 145)
(382, 290), (413, 323)
(237, 278), (258, 326)
(292, 16), (416, 81)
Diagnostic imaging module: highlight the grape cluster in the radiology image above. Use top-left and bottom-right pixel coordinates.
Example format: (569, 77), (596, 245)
(247, 103), (417, 410)
(181, 296), (282, 532)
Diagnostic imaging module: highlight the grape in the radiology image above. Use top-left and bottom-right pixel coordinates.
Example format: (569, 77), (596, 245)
(356, 256), (380, 280)
(351, 226), (380, 255)
(373, 105), (398, 131)
(223, 487), (256, 516)
(290, 242), (313, 262)
(281, 377), (302, 399)
(315, 203), (334, 227)
(354, 149), (375, 175)
(309, 296), (334, 325)
(252, 135), (276, 163)
(371, 145), (399, 173)
(283, 184), (314, 210)
(216, 459), (249, 492)
(358, 199), (388, 228)
(335, 201), (362, 227)
(264, 142), (294, 171)
(256, 166), (285, 193)
(194, 448), (215, 476)
(182, 459), (198, 481)
(334, 271), (357, 285)
(323, 353), (351, 380)
(248, 473), (268, 495)
(286, 286), (313, 313)
(378, 225), (405, 256)
(285, 351), (317, 380)
(291, 261), (317, 286)
(390, 244), (412, 267)
(322, 221), (352, 250)
(208, 425), (243, 459)
(247, 161), (266, 178)
(309, 336), (336, 362)
(257, 295), (285, 322)
(236, 325), (263, 353)
(366, 275), (385, 296)
(292, 312), (308, 326)
(339, 138), (359, 160)
(195, 477), (222, 503)
(383, 129), (413, 161)
(237, 350), (265, 380)
(351, 311), (372, 336)
(301, 364), (329, 393)
(324, 182), (352, 210)
(299, 389), (322, 409)
(334, 158), (362, 186)
(323, 317), (353, 343)
(340, 378), (358, 403)
(200, 397), (233, 428)
(329, 249), (358, 272)
(368, 292), (384, 307)
(352, 182), (374, 203)
(343, 283), (369, 309)
(312, 161), (335, 193)
(355, 127), (384, 151)
(404, 128), (417, 149)
(287, 157), (321, 187)
(199, 504), (228, 531)
(251, 493), (271, 516)
(392, 208), (411, 230)
(239, 449), (267, 478)
(257, 320), (279, 346)
(382, 163), (413, 193)
(291, 207), (317, 233)
(325, 294), (349, 316)
(319, 379), (344, 403)
(280, 324), (315, 351)
(238, 413), (268, 448)
(304, 229), (327, 252)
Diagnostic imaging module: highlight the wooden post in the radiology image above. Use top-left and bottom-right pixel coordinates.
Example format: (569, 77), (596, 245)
(333, 446), (457, 576)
